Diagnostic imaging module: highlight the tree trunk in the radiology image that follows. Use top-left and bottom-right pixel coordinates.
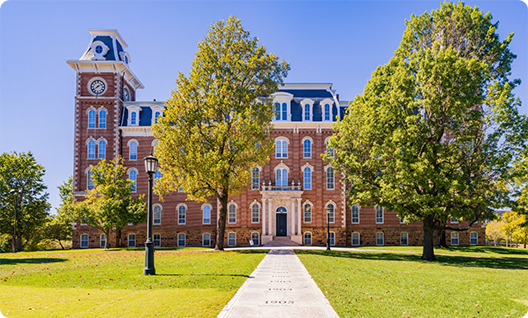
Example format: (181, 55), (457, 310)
(438, 230), (448, 248)
(215, 194), (229, 251)
(494, 240), (497, 247)
(105, 230), (111, 249)
(11, 236), (16, 253)
(16, 235), (22, 252)
(422, 216), (436, 261)
(59, 241), (65, 250)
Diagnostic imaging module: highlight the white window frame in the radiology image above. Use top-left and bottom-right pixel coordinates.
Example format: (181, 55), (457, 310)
(325, 166), (335, 190)
(352, 232), (360, 246)
(126, 105), (141, 126)
(128, 168), (138, 193)
(177, 204), (187, 225)
(470, 232), (478, 245)
(375, 206), (384, 224)
(451, 232), (459, 246)
(153, 234), (161, 247)
(202, 233), (211, 247)
(251, 202), (260, 223)
(329, 231), (335, 246)
(275, 137), (289, 159)
(251, 232), (260, 246)
(321, 98), (334, 122)
(251, 167), (260, 190)
(303, 202), (313, 223)
(98, 108), (107, 129)
(271, 92), (293, 122)
(400, 232), (408, 246)
(150, 105), (164, 125)
(228, 232), (236, 246)
(86, 167), (94, 190)
(202, 204), (212, 225)
(376, 232), (384, 246)
(450, 218), (459, 224)
(153, 204), (162, 225)
(97, 139), (106, 159)
(304, 232), (312, 245)
(87, 108), (96, 129)
(87, 139), (96, 160)
(351, 205), (359, 224)
(326, 202), (335, 223)
(178, 233), (186, 247)
(228, 202), (237, 224)
(100, 234), (106, 248)
(128, 234), (136, 247)
(128, 139), (138, 161)
(303, 167), (312, 190)
(301, 99), (314, 122)
(302, 137), (313, 159)
(80, 234), (89, 248)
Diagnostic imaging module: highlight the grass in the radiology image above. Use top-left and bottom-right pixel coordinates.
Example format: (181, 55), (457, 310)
(296, 247), (528, 318)
(351, 245), (528, 259)
(0, 248), (267, 317)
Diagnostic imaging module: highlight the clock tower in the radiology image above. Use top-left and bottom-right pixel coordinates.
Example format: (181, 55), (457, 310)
(67, 29), (144, 193)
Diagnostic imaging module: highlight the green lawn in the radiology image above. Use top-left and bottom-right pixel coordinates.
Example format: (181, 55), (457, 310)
(352, 245), (528, 259)
(296, 247), (528, 318)
(0, 248), (267, 317)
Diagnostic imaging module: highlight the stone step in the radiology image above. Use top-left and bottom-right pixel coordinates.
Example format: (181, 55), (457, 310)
(263, 236), (300, 247)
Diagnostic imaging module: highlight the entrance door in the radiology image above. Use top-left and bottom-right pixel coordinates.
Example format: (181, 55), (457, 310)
(276, 213), (287, 236)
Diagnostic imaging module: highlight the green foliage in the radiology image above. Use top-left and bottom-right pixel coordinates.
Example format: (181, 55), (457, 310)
(42, 177), (75, 249)
(329, 1), (527, 260)
(74, 158), (146, 248)
(0, 151), (50, 252)
(297, 249), (528, 317)
(0, 249), (266, 317)
(153, 16), (289, 250)
(500, 211), (528, 246)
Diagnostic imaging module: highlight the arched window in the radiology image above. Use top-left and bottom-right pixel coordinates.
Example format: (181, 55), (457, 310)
(303, 167), (312, 190)
(178, 233), (186, 247)
(153, 205), (161, 225)
(304, 204), (312, 223)
(351, 205), (359, 223)
(326, 139), (334, 157)
(470, 232), (478, 245)
(87, 140), (95, 159)
(228, 232), (236, 246)
(129, 141), (137, 160)
(251, 232), (260, 246)
(99, 110), (107, 128)
(87, 168), (94, 190)
(400, 232), (408, 245)
(80, 234), (89, 248)
(203, 205), (211, 224)
(304, 232), (312, 245)
(154, 111), (161, 123)
(281, 102), (287, 120)
(98, 140), (106, 159)
(154, 170), (161, 186)
(100, 234), (106, 248)
(303, 139), (311, 158)
(329, 232), (335, 246)
(88, 110), (96, 128)
(324, 104), (331, 121)
(451, 232), (459, 246)
(154, 234), (161, 247)
(376, 232), (384, 246)
(276, 168), (288, 187)
(275, 103), (280, 120)
(376, 206), (384, 224)
(178, 205), (186, 224)
(129, 170), (137, 192)
(251, 167), (260, 190)
(228, 204), (236, 223)
(304, 104), (311, 121)
(352, 232), (360, 246)
(275, 140), (288, 158)
(327, 203), (335, 223)
(203, 233), (211, 247)
(326, 167), (335, 190)
(128, 234), (136, 247)
(131, 112), (137, 125)
(251, 204), (260, 223)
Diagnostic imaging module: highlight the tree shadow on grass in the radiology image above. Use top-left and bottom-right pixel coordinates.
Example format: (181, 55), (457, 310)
(0, 258), (67, 265)
(447, 246), (528, 256)
(295, 250), (528, 270)
(156, 273), (250, 278)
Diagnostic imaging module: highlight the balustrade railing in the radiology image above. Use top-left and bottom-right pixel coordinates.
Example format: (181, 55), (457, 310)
(261, 181), (302, 191)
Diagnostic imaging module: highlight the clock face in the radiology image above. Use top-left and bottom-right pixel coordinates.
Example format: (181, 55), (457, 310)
(123, 87), (130, 101)
(90, 80), (106, 95)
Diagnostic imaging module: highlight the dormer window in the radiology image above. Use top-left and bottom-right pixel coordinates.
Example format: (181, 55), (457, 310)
(271, 92), (293, 122)
(321, 98), (334, 122)
(90, 41), (109, 61)
(126, 105), (142, 126)
(301, 99), (314, 122)
(150, 105), (165, 125)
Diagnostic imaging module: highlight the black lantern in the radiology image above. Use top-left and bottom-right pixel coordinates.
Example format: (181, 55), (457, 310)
(143, 153), (158, 275)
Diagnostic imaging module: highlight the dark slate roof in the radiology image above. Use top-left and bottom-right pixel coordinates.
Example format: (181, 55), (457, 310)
(121, 107), (154, 126)
(280, 89), (333, 98)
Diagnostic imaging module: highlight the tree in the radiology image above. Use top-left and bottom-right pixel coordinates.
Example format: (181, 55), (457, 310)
(329, 2), (527, 261)
(44, 177), (75, 249)
(0, 152), (50, 252)
(500, 211), (528, 248)
(485, 220), (505, 246)
(153, 16), (289, 250)
(74, 158), (147, 249)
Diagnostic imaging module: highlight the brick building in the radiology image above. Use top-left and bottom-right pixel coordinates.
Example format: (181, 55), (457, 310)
(68, 29), (484, 249)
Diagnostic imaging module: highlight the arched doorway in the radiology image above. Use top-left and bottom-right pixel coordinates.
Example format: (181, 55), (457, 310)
(276, 207), (287, 236)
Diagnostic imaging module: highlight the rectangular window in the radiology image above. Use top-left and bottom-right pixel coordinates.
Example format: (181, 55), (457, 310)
(450, 218), (458, 224)
(326, 167), (335, 190)
(178, 233), (186, 247)
(251, 204), (259, 223)
(451, 232), (459, 246)
(80, 234), (89, 248)
(376, 206), (384, 224)
(352, 232), (360, 246)
(203, 205), (211, 224)
(351, 205), (359, 224)
(400, 218), (405, 224)
(400, 232), (408, 246)
(228, 233), (236, 246)
(153, 206), (161, 225)
(376, 232), (384, 246)
(100, 234), (106, 248)
(203, 233), (211, 247)
(251, 168), (260, 190)
(99, 110), (106, 128)
(128, 234), (136, 247)
(304, 168), (311, 190)
(470, 232), (478, 245)
(153, 234), (161, 247)
(304, 205), (312, 223)
(303, 140), (311, 158)
(228, 205), (236, 223)
(281, 102), (287, 121)
(251, 232), (260, 246)
(304, 232), (312, 245)
(329, 232), (335, 246)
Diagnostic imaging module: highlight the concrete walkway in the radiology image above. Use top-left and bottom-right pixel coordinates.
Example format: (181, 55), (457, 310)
(217, 249), (339, 318)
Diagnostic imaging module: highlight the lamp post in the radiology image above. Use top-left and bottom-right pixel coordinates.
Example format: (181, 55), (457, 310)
(325, 206), (331, 251)
(143, 153), (158, 275)
(9, 189), (21, 253)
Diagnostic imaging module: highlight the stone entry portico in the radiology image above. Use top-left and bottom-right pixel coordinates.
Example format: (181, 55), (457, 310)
(261, 183), (303, 245)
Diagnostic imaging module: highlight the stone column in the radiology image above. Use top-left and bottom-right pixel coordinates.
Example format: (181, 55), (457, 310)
(268, 199), (272, 236)
(262, 199), (267, 235)
(297, 199), (302, 235)
(291, 199), (295, 236)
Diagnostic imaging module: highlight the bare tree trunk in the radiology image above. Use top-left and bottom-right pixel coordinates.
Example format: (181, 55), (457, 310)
(215, 194), (229, 251)
(438, 230), (448, 248)
(494, 240), (497, 247)
(422, 216), (436, 261)
(105, 229), (111, 249)
(59, 241), (65, 250)
(16, 235), (22, 252)
(11, 236), (16, 253)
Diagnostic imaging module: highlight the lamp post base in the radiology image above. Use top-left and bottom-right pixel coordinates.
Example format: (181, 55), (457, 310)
(144, 240), (155, 275)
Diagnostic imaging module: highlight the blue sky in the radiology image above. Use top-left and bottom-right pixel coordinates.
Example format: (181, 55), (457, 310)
(0, 0), (527, 212)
